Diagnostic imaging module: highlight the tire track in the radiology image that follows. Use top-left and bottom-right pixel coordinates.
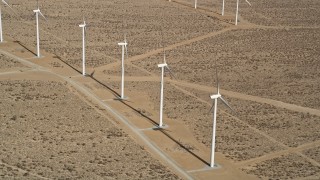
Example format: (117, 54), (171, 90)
(95, 25), (238, 71)
(236, 140), (320, 167)
(170, 80), (320, 169)
(170, 80), (320, 117)
(0, 47), (194, 180)
(5, 43), (319, 163)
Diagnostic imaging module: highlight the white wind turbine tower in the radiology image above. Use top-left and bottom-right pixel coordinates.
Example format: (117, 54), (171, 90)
(157, 52), (174, 128)
(209, 70), (234, 168)
(117, 35), (128, 99)
(221, 0), (225, 16)
(79, 18), (87, 76)
(0, 0), (14, 43)
(235, 0), (251, 25)
(33, 0), (47, 58)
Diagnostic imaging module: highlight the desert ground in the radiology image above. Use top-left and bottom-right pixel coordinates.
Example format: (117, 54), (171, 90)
(0, 0), (319, 179)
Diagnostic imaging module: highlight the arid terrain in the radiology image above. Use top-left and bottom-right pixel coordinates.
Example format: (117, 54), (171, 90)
(0, 55), (181, 179)
(1, 0), (319, 179)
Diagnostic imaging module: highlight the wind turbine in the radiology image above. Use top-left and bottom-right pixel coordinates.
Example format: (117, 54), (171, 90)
(79, 18), (87, 76)
(157, 51), (174, 128)
(209, 70), (234, 168)
(235, 0), (251, 25)
(117, 35), (128, 99)
(33, 0), (47, 58)
(195, 0), (197, 9)
(0, 0), (14, 43)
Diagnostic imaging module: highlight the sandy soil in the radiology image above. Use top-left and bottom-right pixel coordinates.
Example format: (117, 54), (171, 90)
(242, 154), (320, 179)
(102, 80), (284, 162)
(132, 28), (320, 109)
(0, 53), (26, 71)
(304, 147), (320, 165)
(1, 0), (320, 179)
(0, 79), (180, 179)
(4, 0), (225, 68)
(178, 0), (320, 26)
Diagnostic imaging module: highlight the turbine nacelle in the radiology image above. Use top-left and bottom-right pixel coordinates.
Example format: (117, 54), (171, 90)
(118, 42), (128, 46)
(210, 94), (221, 99)
(33, 9), (47, 21)
(157, 63), (168, 68)
(209, 69), (235, 113)
(158, 60), (175, 79)
(118, 39), (128, 59)
(79, 23), (86, 28)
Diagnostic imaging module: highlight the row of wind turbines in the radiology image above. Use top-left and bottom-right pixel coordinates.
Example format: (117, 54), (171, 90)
(114, 34), (234, 168)
(1, 0), (241, 169)
(191, 0), (252, 25)
(156, 50), (234, 168)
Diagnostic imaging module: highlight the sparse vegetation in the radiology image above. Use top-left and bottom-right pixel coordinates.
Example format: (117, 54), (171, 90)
(0, 80), (180, 179)
(1, 0), (319, 179)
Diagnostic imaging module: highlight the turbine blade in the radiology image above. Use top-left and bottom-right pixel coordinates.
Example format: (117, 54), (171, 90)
(216, 68), (220, 94)
(2, 0), (14, 12)
(124, 34), (128, 58)
(39, 10), (47, 21)
(219, 96), (236, 114)
(37, 0), (39, 9)
(125, 45), (128, 59)
(208, 101), (215, 113)
(163, 51), (166, 64)
(165, 65), (176, 79)
(245, 0), (252, 6)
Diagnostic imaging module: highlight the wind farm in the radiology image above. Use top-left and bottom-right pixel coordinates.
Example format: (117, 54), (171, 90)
(0, 0), (319, 179)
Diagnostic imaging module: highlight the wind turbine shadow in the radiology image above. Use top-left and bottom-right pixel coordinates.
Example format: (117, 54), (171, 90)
(120, 101), (209, 166)
(119, 100), (159, 126)
(89, 75), (121, 98)
(49, 55), (209, 166)
(160, 129), (210, 166)
(14, 41), (37, 57)
(53, 55), (82, 74)
(54, 55), (120, 98)
(90, 70), (95, 77)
